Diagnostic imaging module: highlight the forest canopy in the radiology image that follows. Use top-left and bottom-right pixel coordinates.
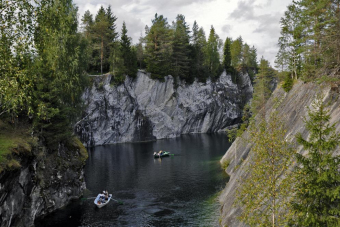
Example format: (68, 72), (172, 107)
(1, 0), (273, 146)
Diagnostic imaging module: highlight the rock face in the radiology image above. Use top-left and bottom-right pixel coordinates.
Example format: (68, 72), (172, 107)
(76, 71), (253, 146)
(0, 139), (88, 227)
(219, 81), (340, 227)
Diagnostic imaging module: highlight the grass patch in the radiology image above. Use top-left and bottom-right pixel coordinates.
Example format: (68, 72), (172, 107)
(0, 120), (33, 173)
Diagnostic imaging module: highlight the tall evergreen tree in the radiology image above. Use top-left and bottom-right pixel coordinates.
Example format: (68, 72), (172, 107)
(291, 97), (340, 226)
(144, 14), (173, 80)
(171, 14), (191, 81)
(136, 34), (145, 69)
(190, 22), (208, 81)
(230, 36), (243, 69)
(81, 10), (93, 38)
(223, 37), (233, 75)
(251, 57), (276, 116)
(92, 6), (110, 74)
(248, 45), (258, 81)
(105, 5), (118, 72)
(113, 22), (137, 82)
(205, 26), (221, 79)
(277, 1), (340, 80)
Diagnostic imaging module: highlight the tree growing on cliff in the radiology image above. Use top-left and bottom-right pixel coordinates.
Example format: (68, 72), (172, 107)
(290, 97), (340, 226)
(223, 37), (234, 77)
(81, 6), (117, 74)
(236, 112), (295, 227)
(144, 14), (173, 80)
(0, 0), (35, 118)
(190, 21), (208, 82)
(33, 0), (89, 146)
(171, 14), (191, 81)
(251, 57), (276, 116)
(113, 22), (137, 82)
(204, 26), (222, 79)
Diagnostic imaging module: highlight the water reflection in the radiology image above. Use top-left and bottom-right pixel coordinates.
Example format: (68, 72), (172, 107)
(35, 133), (230, 227)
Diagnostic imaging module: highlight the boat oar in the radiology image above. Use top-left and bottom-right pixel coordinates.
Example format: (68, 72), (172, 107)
(80, 197), (97, 201)
(111, 198), (124, 205)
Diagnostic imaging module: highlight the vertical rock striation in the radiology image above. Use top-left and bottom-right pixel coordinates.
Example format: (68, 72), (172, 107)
(76, 71), (253, 146)
(219, 81), (340, 227)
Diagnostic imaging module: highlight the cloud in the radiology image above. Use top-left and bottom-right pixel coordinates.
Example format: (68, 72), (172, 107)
(222, 25), (232, 34)
(143, 0), (215, 9)
(74, 0), (292, 67)
(229, 0), (256, 21)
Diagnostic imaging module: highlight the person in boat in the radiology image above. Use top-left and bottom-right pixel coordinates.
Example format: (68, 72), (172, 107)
(158, 150), (163, 155)
(154, 152), (157, 156)
(105, 190), (109, 201)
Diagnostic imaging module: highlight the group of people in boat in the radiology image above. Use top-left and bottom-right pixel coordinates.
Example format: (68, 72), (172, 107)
(98, 190), (109, 204)
(154, 150), (164, 156)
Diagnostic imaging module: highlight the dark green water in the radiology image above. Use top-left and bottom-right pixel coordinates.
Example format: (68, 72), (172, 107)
(35, 133), (230, 226)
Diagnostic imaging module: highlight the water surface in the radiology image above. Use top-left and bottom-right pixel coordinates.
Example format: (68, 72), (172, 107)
(36, 133), (230, 226)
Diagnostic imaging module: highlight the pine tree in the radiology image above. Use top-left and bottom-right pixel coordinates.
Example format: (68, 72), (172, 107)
(113, 22), (137, 82)
(81, 10), (93, 38)
(236, 112), (295, 227)
(171, 14), (191, 81)
(291, 97), (340, 226)
(136, 34), (145, 69)
(92, 6), (110, 74)
(230, 36), (243, 69)
(190, 22), (208, 82)
(223, 37), (233, 75)
(105, 5), (118, 72)
(248, 45), (258, 81)
(144, 14), (173, 80)
(251, 57), (275, 116)
(205, 26), (221, 79)
(277, 3), (304, 79)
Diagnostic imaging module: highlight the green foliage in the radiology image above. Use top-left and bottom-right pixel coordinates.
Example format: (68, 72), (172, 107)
(114, 22), (137, 80)
(0, 120), (33, 173)
(291, 97), (340, 226)
(81, 5), (118, 74)
(171, 14), (191, 82)
(226, 36), (258, 84)
(190, 22), (209, 82)
(236, 112), (295, 226)
(231, 36), (243, 68)
(33, 0), (89, 146)
(223, 37), (232, 71)
(0, 0), (35, 117)
(144, 14), (173, 80)
(0, 0), (90, 148)
(136, 35), (145, 69)
(221, 159), (231, 171)
(282, 73), (294, 92)
(204, 26), (222, 79)
(277, 1), (340, 80)
(251, 58), (276, 116)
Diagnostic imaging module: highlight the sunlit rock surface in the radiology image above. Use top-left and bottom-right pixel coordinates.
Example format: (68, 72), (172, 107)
(219, 81), (340, 227)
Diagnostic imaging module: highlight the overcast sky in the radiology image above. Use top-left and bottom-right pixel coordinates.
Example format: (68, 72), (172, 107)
(74, 0), (293, 68)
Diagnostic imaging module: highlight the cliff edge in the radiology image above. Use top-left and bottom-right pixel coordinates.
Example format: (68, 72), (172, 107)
(219, 81), (340, 227)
